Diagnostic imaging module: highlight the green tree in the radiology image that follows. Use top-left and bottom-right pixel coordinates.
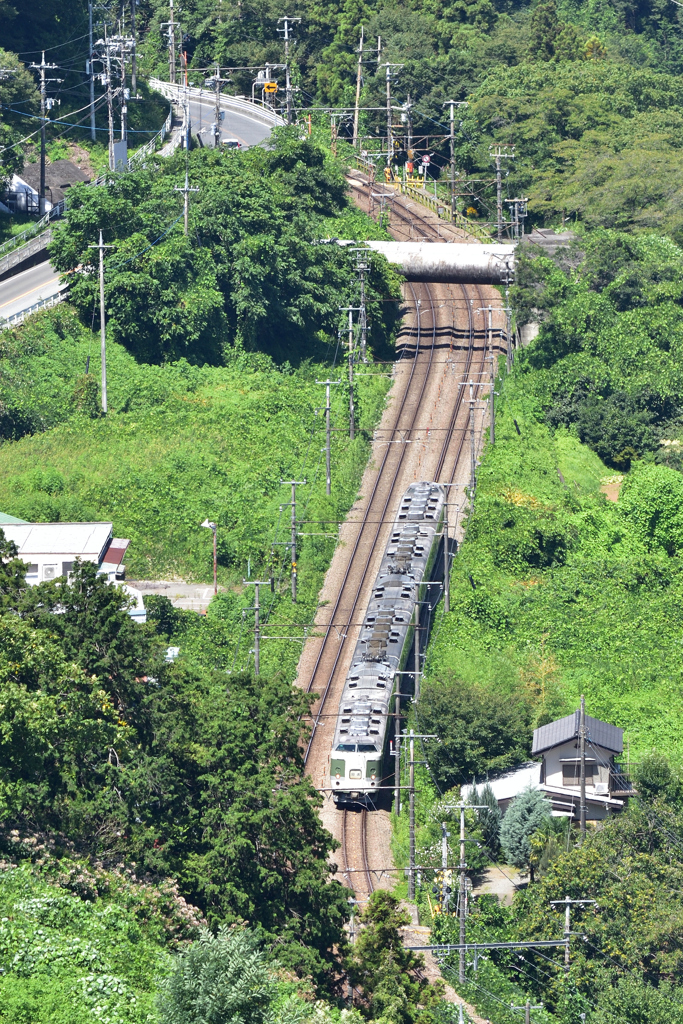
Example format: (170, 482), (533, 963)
(418, 676), (533, 791)
(347, 891), (435, 1024)
(499, 786), (552, 879)
(157, 927), (276, 1024)
(469, 782), (502, 860)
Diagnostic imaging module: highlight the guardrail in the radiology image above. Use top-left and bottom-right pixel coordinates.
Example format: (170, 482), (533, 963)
(150, 79), (286, 130)
(0, 198), (65, 260)
(0, 226), (54, 279)
(0, 288), (66, 331)
(353, 156), (492, 243)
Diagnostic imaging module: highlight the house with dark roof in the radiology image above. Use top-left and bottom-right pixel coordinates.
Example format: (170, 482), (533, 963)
(463, 709), (636, 821)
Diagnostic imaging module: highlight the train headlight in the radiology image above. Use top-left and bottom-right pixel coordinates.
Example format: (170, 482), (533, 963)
(335, 773), (340, 779)
(371, 773), (376, 779)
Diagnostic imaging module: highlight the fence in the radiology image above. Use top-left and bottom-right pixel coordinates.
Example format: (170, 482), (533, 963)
(353, 155), (493, 243)
(0, 288), (66, 331)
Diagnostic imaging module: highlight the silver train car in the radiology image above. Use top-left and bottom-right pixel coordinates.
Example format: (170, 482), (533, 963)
(330, 481), (446, 805)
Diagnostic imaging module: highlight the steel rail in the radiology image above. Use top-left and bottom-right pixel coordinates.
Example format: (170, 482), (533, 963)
(302, 280), (438, 761)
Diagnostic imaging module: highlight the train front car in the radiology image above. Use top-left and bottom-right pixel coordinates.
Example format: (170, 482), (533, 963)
(331, 482), (446, 805)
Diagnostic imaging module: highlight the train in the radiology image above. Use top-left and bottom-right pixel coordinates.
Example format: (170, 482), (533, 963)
(330, 481), (446, 806)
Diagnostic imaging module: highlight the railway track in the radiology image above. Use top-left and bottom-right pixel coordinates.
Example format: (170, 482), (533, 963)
(299, 171), (506, 905)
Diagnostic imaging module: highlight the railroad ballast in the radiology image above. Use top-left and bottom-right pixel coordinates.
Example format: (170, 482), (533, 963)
(330, 481), (446, 805)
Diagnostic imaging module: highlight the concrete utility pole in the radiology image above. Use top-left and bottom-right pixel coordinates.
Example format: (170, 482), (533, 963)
(394, 681), (401, 812)
(380, 63), (403, 169)
(580, 694), (587, 840)
(549, 895), (597, 969)
(489, 143), (514, 241)
(101, 31), (115, 170)
(443, 100), (467, 221)
(130, 0), (137, 95)
(209, 65), (232, 147)
(201, 519), (218, 593)
(352, 26), (364, 148)
(88, 231), (115, 413)
(160, 0), (177, 84)
(30, 53), (61, 207)
(441, 822), (451, 912)
(511, 1001), (544, 1024)
(454, 801), (487, 983)
(243, 579), (271, 674)
(459, 380), (481, 493)
(355, 249), (369, 362)
(339, 305), (360, 439)
(317, 379), (341, 495)
(403, 729), (438, 898)
(280, 479), (306, 602)
(477, 305), (497, 444)
(174, 167), (198, 235)
(89, 2), (96, 139)
(277, 16), (300, 124)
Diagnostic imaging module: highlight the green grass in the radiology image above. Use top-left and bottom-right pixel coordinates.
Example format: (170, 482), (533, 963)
(423, 370), (683, 763)
(0, 307), (390, 588)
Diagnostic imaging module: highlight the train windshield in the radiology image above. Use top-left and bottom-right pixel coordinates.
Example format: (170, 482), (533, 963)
(358, 744), (378, 752)
(336, 744), (356, 751)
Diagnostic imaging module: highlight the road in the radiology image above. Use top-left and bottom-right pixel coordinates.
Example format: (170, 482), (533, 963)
(0, 260), (66, 323)
(187, 97), (274, 148)
(0, 94), (274, 320)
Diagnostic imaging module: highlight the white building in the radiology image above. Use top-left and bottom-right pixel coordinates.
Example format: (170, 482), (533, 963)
(0, 518), (145, 623)
(464, 710), (635, 821)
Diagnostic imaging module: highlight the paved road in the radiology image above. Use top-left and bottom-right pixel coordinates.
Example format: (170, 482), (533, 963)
(0, 260), (66, 322)
(0, 99), (274, 319)
(187, 97), (273, 148)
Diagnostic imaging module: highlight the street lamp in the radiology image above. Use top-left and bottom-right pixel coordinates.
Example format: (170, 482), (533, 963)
(201, 519), (218, 594)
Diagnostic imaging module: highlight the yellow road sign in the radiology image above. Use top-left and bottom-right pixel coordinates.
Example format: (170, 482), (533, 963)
(264, 82), (278, 94)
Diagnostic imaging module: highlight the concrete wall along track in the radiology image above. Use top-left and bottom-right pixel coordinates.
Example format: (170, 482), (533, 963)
(294, 169), (508, 913)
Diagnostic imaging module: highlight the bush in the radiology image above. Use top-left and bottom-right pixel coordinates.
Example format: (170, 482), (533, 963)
(499, 787), (552, 875)
(157, 927), (276, 1024)
(619, 462), (683, 555)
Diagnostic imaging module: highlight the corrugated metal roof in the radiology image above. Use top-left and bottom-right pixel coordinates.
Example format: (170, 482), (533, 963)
(532, 711), (623, 755)
(2, 522), (113, 560)
(101, 538), (130, 566)
(0, 512), (30, 524)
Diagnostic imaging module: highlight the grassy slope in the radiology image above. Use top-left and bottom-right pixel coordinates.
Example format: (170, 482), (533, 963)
(425, 371), (683, 762)
(0, 307), (390, 587)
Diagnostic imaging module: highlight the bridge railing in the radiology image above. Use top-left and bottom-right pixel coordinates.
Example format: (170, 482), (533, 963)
(0, 288), (66, 331)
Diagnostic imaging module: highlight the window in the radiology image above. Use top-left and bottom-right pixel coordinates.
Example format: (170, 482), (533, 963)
(26, 564), (38, 575)
(562, 764), (596, 786)
(336, 744), (356, 752)
(62, 561), (74, 575)
(358, 744), (377, 752)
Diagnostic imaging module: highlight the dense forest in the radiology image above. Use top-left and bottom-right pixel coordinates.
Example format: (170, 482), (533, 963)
(3, 0), (683, 1021)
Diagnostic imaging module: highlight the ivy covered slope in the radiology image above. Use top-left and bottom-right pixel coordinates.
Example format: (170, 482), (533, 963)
(0, 858), (201, 1024)
(422, 229), (683, 770)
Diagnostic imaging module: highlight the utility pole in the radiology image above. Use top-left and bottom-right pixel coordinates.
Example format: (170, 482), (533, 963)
(96, 32), (116, 171)
(280, 479), (306, 602)
(489, 143), (514, 241)
(201, 519), (218, 593)
(30, 53), (60, 208)
(394, 679), (401, 813)
(455, 800), (487, 983)
(355, 249), (369, 362)
(160, 0), (176, 84)
(459, 380), (481, 494)
(405, 729), (438, 899)
(442, 100), (467, 221)
(443, 501), (450, 614)
(549, 895), (597, 969)
(352, 26), (363, 149)
(174, 167), (198, 235)
(130, 0), (137, 95)
(317, 379), (340, 495)
(511, 1001), (544, 1024)
(243, 579), (271, 675)
(441, 822), (451, 912)
(88, 231), (115, 414)
(380, 63), (403, 170)
(338, 305), (360, 439)
(477, 305), (497, 444)
(89, 2), (96, 140)
(413, 604), (421, 699)
(277, 16), (300, 125)
(210, 65), (232, 147)
(580, 694), (587, 840)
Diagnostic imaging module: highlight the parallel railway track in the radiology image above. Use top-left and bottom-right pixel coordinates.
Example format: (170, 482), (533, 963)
(301, 173), (505, 903)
